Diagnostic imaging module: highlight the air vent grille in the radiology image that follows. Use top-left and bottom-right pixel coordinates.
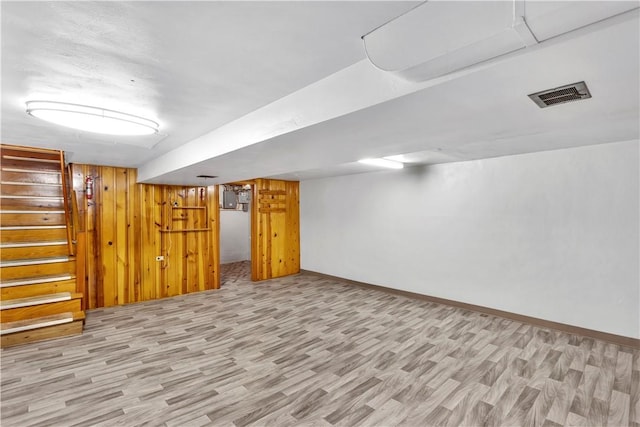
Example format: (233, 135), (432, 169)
(528, 81), (591, 108)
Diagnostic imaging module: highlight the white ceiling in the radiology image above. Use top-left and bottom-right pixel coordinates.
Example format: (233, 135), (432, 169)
(2, 1), (638, 185)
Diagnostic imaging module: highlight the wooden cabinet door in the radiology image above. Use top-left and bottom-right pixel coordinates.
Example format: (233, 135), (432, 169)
(251, 179), (300, 281)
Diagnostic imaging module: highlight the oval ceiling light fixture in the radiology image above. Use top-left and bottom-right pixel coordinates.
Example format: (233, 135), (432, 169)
(26, 101), (159, 136)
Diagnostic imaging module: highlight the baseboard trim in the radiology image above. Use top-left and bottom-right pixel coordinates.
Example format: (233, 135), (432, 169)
(300, 269), (639, 349)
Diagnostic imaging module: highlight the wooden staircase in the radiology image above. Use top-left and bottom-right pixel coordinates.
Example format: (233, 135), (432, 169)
(0, 144), (85, 347)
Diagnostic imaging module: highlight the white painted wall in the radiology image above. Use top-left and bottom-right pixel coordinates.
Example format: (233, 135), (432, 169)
(220, 210), (250, 264)
(300, 141), (639, 338)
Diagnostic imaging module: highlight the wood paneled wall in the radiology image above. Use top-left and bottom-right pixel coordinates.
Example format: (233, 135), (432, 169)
(71, 165), (219, 308)
(252, 179), (300, 281)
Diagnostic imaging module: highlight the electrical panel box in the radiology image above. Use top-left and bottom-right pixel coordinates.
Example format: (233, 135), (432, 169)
(223, 190), (237, 209)
(237, 190), (251, 204)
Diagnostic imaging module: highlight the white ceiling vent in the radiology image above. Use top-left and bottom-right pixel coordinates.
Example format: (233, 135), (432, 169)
(528, 81), (592, 108)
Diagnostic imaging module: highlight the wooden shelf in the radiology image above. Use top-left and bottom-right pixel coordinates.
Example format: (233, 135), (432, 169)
(160, 228), (209, 233)
(164, 205), (208, 231)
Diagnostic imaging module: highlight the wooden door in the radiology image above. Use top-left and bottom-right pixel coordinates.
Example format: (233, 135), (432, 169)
(251, 179), (300, 281)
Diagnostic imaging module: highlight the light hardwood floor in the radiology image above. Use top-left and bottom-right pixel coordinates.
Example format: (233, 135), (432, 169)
(1, 261), (638, 426)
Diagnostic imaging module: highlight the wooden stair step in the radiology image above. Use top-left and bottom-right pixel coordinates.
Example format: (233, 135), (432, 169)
(0, 210), (65, 214)
(0, 194), (64, 205)
(0, 195), (63, 200)
(0, 240), (68, 248)
(0, 292), (72, 310)
(0, 256), (70, 268)
(1, 155), (59, 164)
(0, 258), (76, 280)
(1, 181), (61, 187)
(0, 312), (73, 335)
(0, 274), (74, 288)
(1, 226), (67, 243)
(0, 293), (82, 323)
(0, 147), (61, 170)
(1, 167), (61, 174)
(1, 277), (76, 300)
(0, 145), (61, 160)
(0, 183), (63, 198)
(0, 225), (66, 230)
(1, 241), (69, 259)
(0, 211), (66, 226)
(0, 243), (70, 261)
(0, 204), (65, 212)
(0, 169), (62, 185)
(0, 197), (64, 210)
(0, 157), (61, 171)
(1, 315), (83, 347)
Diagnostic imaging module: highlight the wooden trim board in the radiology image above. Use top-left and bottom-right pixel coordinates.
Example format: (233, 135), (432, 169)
(300, 269), (640, 349)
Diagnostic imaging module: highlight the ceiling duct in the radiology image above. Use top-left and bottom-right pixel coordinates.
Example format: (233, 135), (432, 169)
(528, 81), (592, 108)
(362, 1), (639, 82)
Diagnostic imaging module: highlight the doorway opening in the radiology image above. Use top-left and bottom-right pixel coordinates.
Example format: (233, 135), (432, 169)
(219, 183), (253, 286)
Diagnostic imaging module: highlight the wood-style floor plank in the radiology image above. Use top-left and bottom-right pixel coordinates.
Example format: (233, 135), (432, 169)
(1, 261), (637, 426)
